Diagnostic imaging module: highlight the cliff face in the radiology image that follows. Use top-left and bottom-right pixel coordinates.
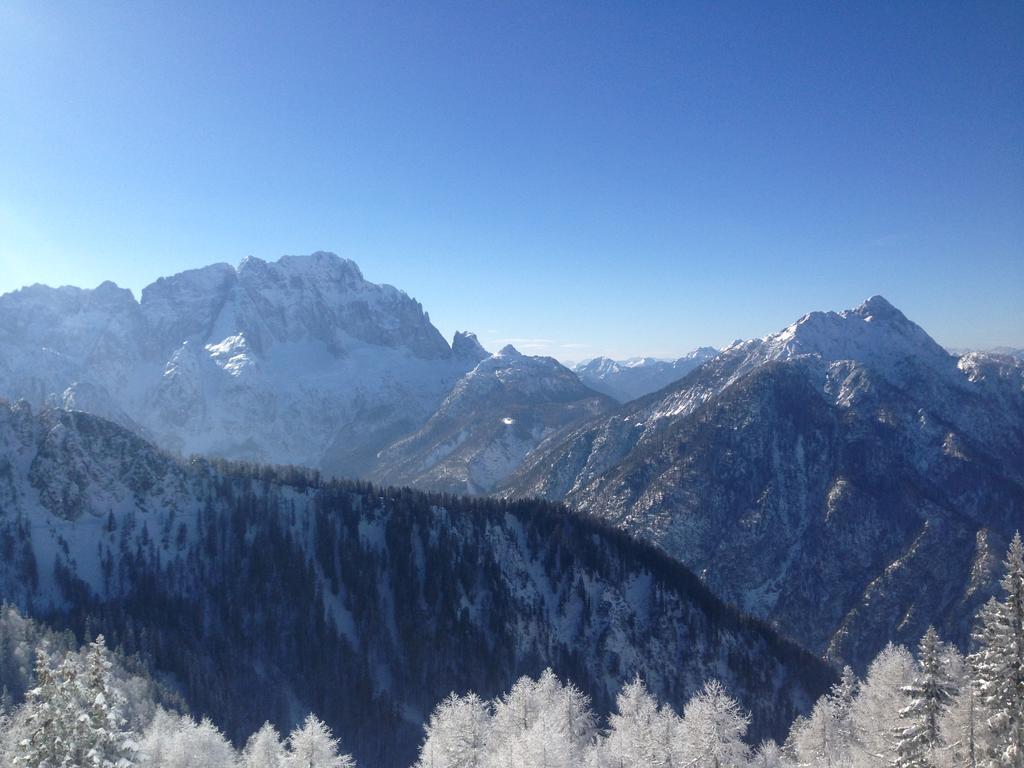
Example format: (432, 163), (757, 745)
(0, 253), (474, 475)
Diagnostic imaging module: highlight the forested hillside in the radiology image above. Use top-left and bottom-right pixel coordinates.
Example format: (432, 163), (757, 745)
(0, 401), (833, 767)
(3, 528), (1020, 767)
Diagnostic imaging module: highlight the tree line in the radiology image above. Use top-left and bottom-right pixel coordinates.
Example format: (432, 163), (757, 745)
(1, 532), (1020, 768)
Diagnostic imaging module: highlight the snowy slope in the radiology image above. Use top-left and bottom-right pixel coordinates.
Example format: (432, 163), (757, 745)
(372, 345), (616, 494)
(505, 296), (1024, 668)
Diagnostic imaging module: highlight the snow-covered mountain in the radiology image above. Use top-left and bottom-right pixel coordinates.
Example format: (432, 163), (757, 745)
(947, 345), (1024, 361)
(0, 401), (833, 767)
(0, 253), (479, 476)
(505, 296), (1024, 668)
(574, 347), (718, 403)
(372, 345), (616, 494)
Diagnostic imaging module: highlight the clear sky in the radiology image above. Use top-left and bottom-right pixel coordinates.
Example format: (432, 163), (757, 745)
(1, 1), (1021, 361)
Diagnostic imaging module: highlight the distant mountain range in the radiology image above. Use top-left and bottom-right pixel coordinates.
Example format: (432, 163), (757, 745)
(0, 253), (624, 495)
(573, 349), (719, 403)
(2, 254), (1021, 675)
(0, 253), (477, 477)
(947, 345), (1024, 360)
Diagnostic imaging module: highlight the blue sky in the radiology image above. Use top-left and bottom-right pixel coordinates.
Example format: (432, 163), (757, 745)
(1, 1), (1021, 360)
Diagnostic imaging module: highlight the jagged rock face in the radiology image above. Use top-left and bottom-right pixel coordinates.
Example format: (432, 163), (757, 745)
(142, 254), (452, 359)
(574, 348), (719, 403)
(0, 282), (151, 409)
(372, 345), (616, 494)
(0, 403), (834, 768)
(451, 330), (490, 363)
(0, 253), (475, 474)
(140, 262), (238, 354)
(505, 297), (1024, 669)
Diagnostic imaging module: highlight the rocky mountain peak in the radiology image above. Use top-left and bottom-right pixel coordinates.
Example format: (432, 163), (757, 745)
(686, 346), (719, 361)
(853, 294), (902, 321)
(758, 296), (954, 380)
(452, 331), (489, 362)
(241, 251), (366, 287)
(495, 344), (523, 358)
(91, 280), (136, 306)
(140, 263), (237, 350)
(0, 253), (477, 474)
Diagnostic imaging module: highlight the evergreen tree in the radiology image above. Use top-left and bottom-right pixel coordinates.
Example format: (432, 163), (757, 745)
(850, 643), (916, 767)
(284, 714), (355, 768)
(525, 670), (596, 768)
(595, 677), (662, 768)
(81, 635), (136, 768)
(941, 681), (980, 768)
(243, 722), (287, 768)
(415, 693), (489, 768)
(679, 679), (751, 768)
(789, 667), (858, 768)
(752, 739), (785, 768)
(895, 627), (957, 768)
(969, 532), (1024, 768)
(13, 650), (91, 768)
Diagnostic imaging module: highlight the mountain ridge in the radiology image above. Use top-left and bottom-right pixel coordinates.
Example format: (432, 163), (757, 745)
(0, 252), (477, 476)
(574, 347), (719, 403)
(503, 296), (1024, 668)
(372, 345), (616, 494)
(0, 399), (835, 767)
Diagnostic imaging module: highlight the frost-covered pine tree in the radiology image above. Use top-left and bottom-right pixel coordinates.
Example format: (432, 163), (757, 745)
(593, 677), (663, 768)
(484, 669), (596, 768)
(81, 635), (136, 768)
(895, 627), (958, 768)
(415, 692), (489, 768)
(652, 698), (686, 768)
(0, 694), (11, 765)
(678, 679), (751, 768)
(524, 670), (596, 768)
(752, 739), (785, 767)
(243, 722), (288, 768)
(11, 637), (136, 768)
(137, 711), (238, 768)
(136, 709), (182, 768)
(486, 674), (543, 768)
(789, 667), (858, 768)
(830, 667), (859, 767)
(284, 714), (355, 768)
(850, 643), (917, 767)
(13, 649), (85, 768)
(969, 532), (1024, 768)
(941, 681), (980, 768)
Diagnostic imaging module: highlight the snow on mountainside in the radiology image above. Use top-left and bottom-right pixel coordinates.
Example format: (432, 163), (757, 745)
(505, 296), (1024, 669)
(0, 401), (834, 768)
(372, 345), (616, 494)
(948, 345), (1024, 361)
(574, 347), (718, 403)
(0, 253), (478, 476)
